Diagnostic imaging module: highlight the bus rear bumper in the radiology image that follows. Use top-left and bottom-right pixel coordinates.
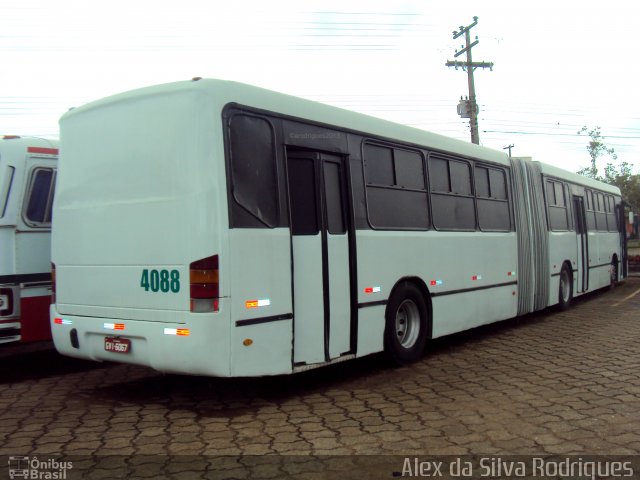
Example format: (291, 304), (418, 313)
(49, 304), (232, 377)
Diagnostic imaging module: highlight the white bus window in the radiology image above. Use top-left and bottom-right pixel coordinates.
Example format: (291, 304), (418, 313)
(24, 168), (55, 225)
(229, 114), (279, 227)
(546, 179), (568, 231)
(0, 166), (15, 218)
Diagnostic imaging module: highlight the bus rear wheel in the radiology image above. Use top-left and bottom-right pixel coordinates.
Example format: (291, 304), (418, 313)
(558, 265), (573, 310)
(384, 282), (429, 365)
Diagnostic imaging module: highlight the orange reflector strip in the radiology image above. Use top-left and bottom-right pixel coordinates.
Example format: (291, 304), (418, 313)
(245, 300), (258, 309)
(163, 327), (190, 336)
(27, 146), (59, 155)
(103, 322), (125, 330)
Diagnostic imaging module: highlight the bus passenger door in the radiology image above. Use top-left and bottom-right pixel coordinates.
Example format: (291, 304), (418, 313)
(573, 195), (589, 292)
(286, 150), (352, 365)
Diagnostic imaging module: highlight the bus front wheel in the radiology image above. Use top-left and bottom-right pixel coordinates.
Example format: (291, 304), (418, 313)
(384, 282), (429, 365)
(558, 264), (573, 310)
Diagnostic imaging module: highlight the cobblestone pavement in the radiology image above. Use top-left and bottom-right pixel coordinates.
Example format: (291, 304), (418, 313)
(1, 278), (639, 461)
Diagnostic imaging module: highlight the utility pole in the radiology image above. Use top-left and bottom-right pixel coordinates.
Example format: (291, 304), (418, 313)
(503, 144), (514, 158)
(446, 17), (493, 145)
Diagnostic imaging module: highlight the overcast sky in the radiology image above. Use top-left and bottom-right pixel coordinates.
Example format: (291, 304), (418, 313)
(2, 0), (638, 174)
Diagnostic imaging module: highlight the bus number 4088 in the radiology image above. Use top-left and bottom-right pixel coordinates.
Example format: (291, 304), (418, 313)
(140, 269), (180, 293)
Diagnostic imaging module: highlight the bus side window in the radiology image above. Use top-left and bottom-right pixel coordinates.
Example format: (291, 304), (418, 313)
(476, 166), (510, 231)
(546, 179), (568, 231)
(228, 114), (279, 227)
(0, 166), (15, 218)
(429, 156), (475, 231)
(24, 168), (55, 226)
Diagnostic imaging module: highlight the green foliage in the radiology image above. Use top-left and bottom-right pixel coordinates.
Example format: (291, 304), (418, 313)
(576, 126), (617, 179)
(577, 126), (639, 212)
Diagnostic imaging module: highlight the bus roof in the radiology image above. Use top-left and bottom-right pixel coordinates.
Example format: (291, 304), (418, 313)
(61, 78), (510, 167)
(532, 160), (621, 195)
(0, 136), (59, 158)
(58, 79), (623, 197)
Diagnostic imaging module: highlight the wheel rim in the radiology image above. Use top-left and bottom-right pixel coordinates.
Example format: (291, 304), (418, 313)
(395, 299), (420, 349)
(560, 270), (570, 303)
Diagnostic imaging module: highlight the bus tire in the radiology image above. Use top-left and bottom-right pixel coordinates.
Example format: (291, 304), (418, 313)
(558, 264), (573, 310)
(384, 282), (429, 366)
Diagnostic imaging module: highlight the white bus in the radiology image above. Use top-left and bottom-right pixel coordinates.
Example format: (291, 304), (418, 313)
(50, 79), (625, 376)
(1, 135), (58, 344)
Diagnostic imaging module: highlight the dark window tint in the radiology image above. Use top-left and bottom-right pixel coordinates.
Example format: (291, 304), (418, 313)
(323, 161), (345, 234)
(363, 142), (429, 229)
(605, 195), (617, 232)
(475, 167), (490, 197)
(25, 168), (55, 224)
(477, 199), (510, 231)
(547, 181), (555, 205)
(476, 165), (510, 231)
(394, 149), (425, 189)
(431, 195), (475, 230)
(450, 160), (472, 195)
(229, 115), (278, 227)
(1, 166), (15, 218)
(364, 144), (394, 185)
(429, 157), (450, 192)
(429, 156), (476, 230)
(594, 191), (607, 231)
(287, 158), (318, 235)
(489, 169), (507, 199)
(554, 182), (565, 207)
(546, 179), (568, 231)
(367, 187), (429, 229)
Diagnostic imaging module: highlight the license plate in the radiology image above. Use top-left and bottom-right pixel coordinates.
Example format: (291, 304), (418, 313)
(104, 337), (131, 354)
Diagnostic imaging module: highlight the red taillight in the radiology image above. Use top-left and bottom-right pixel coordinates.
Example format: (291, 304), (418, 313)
(51, 263), (56, 304)
(190, 255), (219, 313)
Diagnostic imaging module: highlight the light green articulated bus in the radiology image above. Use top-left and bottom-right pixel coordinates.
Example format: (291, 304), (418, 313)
(50, 79), (625, 377)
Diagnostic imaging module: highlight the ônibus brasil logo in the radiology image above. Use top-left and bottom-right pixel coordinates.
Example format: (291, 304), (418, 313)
(7, 457), (72, 479)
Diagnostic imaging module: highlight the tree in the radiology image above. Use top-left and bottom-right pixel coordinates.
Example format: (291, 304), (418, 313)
(577, 126), (640, 212)
(576, 126), (617, 180)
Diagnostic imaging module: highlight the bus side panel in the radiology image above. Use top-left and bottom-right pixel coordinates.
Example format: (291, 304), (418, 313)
(228, 229), (293, 376)
(356, 305), (385, 357)
(356, 231), (518, 341)
(19, 288), (51, 342)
